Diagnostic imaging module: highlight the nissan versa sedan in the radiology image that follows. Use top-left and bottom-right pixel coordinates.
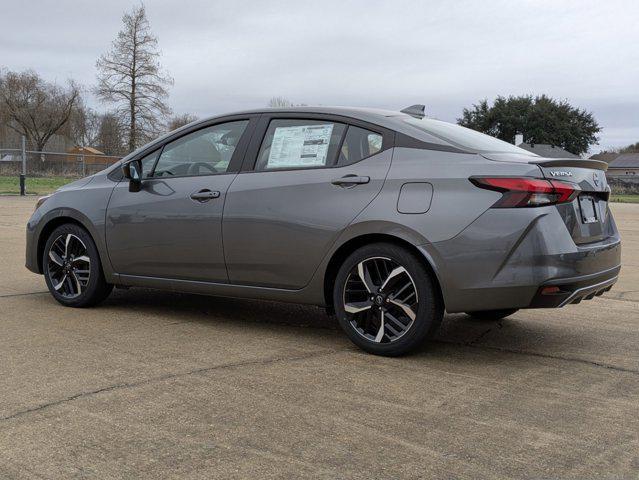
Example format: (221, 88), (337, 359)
(26, 105), (621, 356)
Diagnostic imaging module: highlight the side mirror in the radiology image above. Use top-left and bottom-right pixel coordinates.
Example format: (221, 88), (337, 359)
(122, 159), (143, 192)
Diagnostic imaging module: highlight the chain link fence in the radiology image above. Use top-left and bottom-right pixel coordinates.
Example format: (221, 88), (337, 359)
(0, 143), (122, 195)
(0, 149), (121, 178)
(608, 177), (639, 194)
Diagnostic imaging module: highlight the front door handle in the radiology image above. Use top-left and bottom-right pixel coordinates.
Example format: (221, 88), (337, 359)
(331, 175), (370, 187)
(190, 189), (220, 202)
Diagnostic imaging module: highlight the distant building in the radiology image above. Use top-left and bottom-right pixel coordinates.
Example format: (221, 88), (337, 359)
(62, 146), (120, 176)
(66, 146), (106, 165)
(606, 153), (639, 178)
(590, 152), (619, 164)
(516, 142), (579, 159)
(0, 153), (21, 162)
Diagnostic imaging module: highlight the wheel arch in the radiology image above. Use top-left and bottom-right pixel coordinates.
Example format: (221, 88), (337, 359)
(35, 210), (108, 276)
(322, 233), (444, 313)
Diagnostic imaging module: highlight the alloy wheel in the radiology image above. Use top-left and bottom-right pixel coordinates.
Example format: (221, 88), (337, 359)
(342, 256), (419, 343)
(47, 233), (91, 299)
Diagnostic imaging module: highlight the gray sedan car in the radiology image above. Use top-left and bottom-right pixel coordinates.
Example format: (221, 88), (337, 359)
(26, 106), (621, 356)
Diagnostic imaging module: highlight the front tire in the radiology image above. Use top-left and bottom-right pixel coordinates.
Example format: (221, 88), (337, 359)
(333, 243), (443, 356)
(42, 224), (113, 308)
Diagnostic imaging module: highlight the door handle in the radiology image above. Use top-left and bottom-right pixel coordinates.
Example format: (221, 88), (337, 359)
(331, 175), (370, 187)
(190, 189), (220, 202)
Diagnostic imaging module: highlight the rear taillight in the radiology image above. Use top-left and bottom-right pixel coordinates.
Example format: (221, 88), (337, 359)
(470, 177), (578, 208)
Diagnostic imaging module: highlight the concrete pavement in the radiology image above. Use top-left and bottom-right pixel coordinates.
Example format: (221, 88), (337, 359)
(0, 196), (637, 479)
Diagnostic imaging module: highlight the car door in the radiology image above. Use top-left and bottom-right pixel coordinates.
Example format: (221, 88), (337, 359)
(223, 114), (394, 289)
(106, 117), (256, 282)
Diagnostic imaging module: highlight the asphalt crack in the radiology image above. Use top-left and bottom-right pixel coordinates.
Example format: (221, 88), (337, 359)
(473, 344), (639, 375)
(436, 318), (639, 375)
(436, 338), (639, 375)
(0, 291), (48, 298)
(0, 348), (344, 422)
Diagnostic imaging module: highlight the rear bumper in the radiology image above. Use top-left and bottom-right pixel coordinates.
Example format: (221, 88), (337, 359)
(528, 265), (619, 308)
(423, 206), (622, 313)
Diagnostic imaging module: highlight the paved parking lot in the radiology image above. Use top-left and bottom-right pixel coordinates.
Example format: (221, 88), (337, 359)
(0, 196), (638, 479)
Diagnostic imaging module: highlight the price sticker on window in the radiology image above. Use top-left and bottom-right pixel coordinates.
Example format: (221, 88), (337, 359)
(267, 124), (334, 168)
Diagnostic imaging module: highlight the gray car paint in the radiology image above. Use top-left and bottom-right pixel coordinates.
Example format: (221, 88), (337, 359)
(26, 173), (119, 282)
(26, 106), (621, 314)
(397, 183), (433, 214)
(223, 149), (393, 289)
(105, 173), (235, 282)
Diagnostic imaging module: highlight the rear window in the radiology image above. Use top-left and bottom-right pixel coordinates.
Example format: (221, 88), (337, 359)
(338, 126), (383, 166)
(403, 117), (536, 155)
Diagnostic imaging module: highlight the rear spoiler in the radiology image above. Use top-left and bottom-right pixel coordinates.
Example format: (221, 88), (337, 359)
(530, 158), (608, 172)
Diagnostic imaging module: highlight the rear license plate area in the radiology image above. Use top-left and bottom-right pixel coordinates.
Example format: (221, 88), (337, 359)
(579, 195), (598, 224)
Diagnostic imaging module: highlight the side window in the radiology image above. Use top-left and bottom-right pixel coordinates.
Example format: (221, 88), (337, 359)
(152, 120), (248, 177)
(140, 150), (160, 178)
(338, 126), (383, 166)
(256, 119), (346, 170)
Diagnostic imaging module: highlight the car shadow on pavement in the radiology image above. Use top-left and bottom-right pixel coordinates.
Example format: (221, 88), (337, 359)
(70, 286), (639, 374)
(96, 287), (595, 363)
(102, 287), (340, 331)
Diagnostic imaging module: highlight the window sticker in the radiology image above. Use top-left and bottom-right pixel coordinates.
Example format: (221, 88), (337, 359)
(267, 124), (334, 168)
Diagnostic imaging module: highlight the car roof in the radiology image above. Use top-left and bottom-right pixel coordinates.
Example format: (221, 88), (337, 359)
(202, 106), (410, 127)
(120, 106), (457, 165)
(192, 106), (456, 147)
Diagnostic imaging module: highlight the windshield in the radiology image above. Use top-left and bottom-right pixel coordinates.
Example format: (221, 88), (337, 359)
(403, 117), (537, 155)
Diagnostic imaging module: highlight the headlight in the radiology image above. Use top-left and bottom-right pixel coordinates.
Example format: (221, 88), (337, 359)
(34, 195), (51, 211)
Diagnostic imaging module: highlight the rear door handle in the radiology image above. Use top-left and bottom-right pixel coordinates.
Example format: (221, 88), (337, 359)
(190, 189), (220, 202)
(331, 175), (370, 187)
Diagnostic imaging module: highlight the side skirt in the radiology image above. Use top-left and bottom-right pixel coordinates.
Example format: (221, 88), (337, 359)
(118, 274), (325, 306)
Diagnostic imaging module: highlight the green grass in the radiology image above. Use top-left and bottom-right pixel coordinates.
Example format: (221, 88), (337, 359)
(610, 194), (639, 203)
(0, 176), (74, 195)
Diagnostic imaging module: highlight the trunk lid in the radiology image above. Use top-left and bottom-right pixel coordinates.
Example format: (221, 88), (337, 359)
(482, 153), (613, 245)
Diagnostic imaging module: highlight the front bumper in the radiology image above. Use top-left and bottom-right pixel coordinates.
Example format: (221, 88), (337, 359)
(25, 210), (42, 274)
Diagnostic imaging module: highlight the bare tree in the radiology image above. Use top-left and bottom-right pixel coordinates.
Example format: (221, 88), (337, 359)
(70, 103), (101, 147)
(97, 112), (125, 156)
(0, 69), (80, 151)
(267, 96), (307, 108)
(268, 96), (293, 108)
(95, 4), (173, 152)
(167, 113), (198, 131)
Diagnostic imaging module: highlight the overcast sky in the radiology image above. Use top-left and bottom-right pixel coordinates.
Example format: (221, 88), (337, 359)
(3, 0), (638, 152)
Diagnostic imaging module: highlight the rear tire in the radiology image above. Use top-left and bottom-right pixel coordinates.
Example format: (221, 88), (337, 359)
(42, 224), (113, 308)
(333, 243), (443, 356)
(465, 309), (518, 321)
